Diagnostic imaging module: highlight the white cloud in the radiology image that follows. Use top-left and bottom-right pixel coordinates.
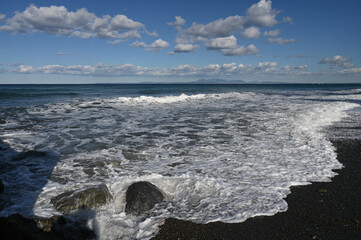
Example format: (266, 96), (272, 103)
(145, 30), (158, 37)
(337, 68), (361, 74)
(267, 37), (295, 44)
(185, 15), (246, 38)
(0, 14), (5, 21)
(294, 65), (307, 70)
(170, 0), (286, 57)
(57, 52), (73, 55)
(180, 0), (280, 39)
(9, 62), (361, 79)
(206, 35), (239, 50)
(0, 5), (147, 42)
(147, 39), (170, 51)
(246, 0), (278, 27)
(242, 26), (260, 38)
(174, 44), (199, 53)
(205, 35), (259, 56)
(130, 41), (147, 48)
(257, 61), (278, 68)
(283, 16), (294, 25)
(168, 16), (186, 26)
(296, 54), (308, 58)
(130, 39), (169, 51)
(318, 55), (354, 68)
(263, 28), (280, 37)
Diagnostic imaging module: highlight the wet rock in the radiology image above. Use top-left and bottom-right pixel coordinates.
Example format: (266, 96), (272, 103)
(36, 215), (61, 232)
(125, 181), (164, 215)
(0, 119), (6, 124)
(50, 215), (96, 240)
(0, 214), (95, 240)
(51, 184), (113, 214)
(12, 150), (47, 161)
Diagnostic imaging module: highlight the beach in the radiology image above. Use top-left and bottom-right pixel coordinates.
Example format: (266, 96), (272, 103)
(1, 84), (361, 239)
(152, 138), (361, 240)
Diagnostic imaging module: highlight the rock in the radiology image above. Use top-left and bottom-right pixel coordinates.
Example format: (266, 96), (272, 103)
(0, 214), (95, 240)
(12, 150), (47, 161)
(36, 216), (61, 232)
(51, 184), (113, 214)
(125, 181), (164, 215)
(0, 119), (6, 124)
(0, 179), (4, 194)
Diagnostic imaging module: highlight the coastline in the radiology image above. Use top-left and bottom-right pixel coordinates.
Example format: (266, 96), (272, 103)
(1, 104), (361, 239)
(152, 139), (361, 240)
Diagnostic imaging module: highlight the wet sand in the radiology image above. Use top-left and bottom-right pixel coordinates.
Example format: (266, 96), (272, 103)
(152, 139), (361, 240)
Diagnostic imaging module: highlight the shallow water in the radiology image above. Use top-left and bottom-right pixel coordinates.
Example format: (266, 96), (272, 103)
(1, 84), (361, 239)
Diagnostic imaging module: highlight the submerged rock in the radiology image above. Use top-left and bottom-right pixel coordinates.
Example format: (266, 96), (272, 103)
(51, 184), (113, 214)
(12, 150), (47, 161)
(125, 181), (164, 215)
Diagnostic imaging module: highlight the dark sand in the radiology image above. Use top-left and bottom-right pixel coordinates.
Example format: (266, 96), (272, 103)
(152, 139), (361, 240)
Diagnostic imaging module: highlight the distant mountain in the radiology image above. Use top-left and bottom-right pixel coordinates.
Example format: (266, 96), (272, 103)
(191, 79), (246, 84)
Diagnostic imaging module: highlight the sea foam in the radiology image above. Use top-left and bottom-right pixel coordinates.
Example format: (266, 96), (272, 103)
(0, 89), (358, 239)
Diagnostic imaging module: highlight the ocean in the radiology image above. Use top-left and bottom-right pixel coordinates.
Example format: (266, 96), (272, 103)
(1, 83), (361, 239)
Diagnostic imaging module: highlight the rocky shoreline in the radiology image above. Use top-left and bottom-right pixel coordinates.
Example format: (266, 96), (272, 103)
(1, 138), (361, 239)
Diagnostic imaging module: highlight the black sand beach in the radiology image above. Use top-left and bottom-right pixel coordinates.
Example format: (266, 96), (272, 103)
(152, 139), (361, 240)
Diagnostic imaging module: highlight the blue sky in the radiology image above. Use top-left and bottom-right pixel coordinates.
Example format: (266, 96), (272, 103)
(0, 0), (360, 83)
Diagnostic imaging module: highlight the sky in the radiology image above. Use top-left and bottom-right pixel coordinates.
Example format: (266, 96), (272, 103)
(0, 0), (360, 84)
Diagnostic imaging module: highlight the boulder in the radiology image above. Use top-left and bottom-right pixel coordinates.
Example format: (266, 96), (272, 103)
(51, 184), (113, 214)
(125, 181), (164, 215)
(0, 119), (6, 124)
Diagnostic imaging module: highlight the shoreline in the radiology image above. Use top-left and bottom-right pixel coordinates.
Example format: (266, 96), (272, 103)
(1, 134), (361, 239)
(152, 139), (361, 240)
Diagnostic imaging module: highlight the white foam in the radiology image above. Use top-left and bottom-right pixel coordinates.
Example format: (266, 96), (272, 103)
(0, 90), (358, 239)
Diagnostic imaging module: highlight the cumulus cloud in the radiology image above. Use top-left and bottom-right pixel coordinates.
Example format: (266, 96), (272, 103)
(246, 0), (278, 27)
(0, 14), (5, 21)
(130, 41), (147, 48)
(318, 55), (354, 68)
(185, 15), (246, 39)
(267, 37), (295, 44)
(169, 0), (292, 56)
(130, 39), (169, 51)
(257, 61), (277, 68)
(242, 26), (260, 38)
(173, 43), (200, 53)
(168, 16), (186, 26)
(181, 0), (279, 39)
(0, 5), (150, 42)
(147, 39), (170, 51)
(205, 35), (259, 56)
(263, 28), (280, 37)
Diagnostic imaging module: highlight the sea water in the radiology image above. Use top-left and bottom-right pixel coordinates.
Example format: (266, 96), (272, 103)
(0, 84), (361, 239)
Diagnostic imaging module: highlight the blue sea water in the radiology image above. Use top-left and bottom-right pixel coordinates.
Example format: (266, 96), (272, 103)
(0, 83), (361, 239)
